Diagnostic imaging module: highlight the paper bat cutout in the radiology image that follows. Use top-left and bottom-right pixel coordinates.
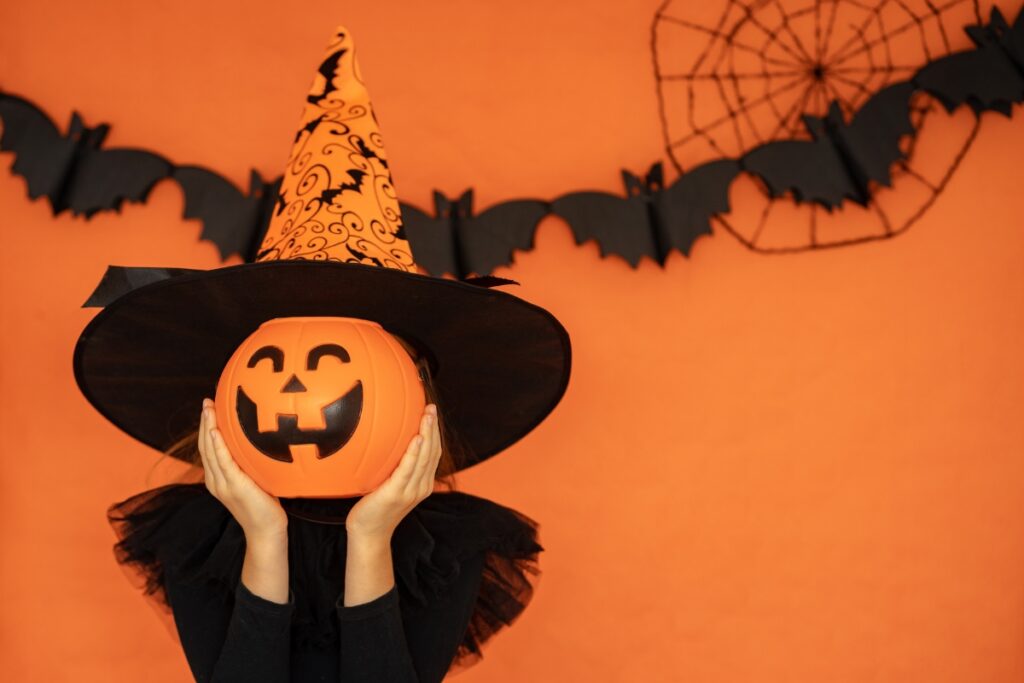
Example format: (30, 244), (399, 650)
(3, 6), (1024, 274)
(551, 164), (661, 267)
(913, 6), (1024, 116)
(400, 190), (549, 278)
(551, 159), (739, 266)
(0, 91), (173, 216)
(740, 82), (916, 209)
(0, 91), (281, 261)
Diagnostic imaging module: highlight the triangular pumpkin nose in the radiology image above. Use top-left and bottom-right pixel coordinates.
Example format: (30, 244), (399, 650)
(281, 374), (306, 393)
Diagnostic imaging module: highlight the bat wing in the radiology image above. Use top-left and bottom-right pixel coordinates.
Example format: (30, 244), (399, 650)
(1, 92), (174, 217)
(550, 190), (656, 267)
(656, 159), (739, 257)
(834, 81), (915, 190)
(462, 199), (549, 276)
(66, 147), (173, 217)
(740, 137), (852, 209)
(0, 92), (77, 204)
(913, 47), (1023, 114)
(913, 8), (1024, 115)
(1005, 6), (1024, 67)
(399, 200), (457, 277)
(172, 166), (278, 261)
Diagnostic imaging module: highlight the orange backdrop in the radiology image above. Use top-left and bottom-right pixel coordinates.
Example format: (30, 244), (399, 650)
(2, 1), (1024, 681)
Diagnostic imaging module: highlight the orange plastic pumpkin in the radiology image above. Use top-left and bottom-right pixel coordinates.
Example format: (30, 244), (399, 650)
(213, 316), (426, 498)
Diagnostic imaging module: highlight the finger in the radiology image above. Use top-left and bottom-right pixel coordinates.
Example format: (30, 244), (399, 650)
(422, 408), (443, 484)
(198, 401), (208, 457)
(206, 406), (230, 474)
(212, 429), (278, 502)
(388, 433), (423, 490)
(199, 404), (220, 488)
(198, 405), (215, 488)
(202, 408), (226, 491)
(205, 405), (248, 485)
(210, 426), (243, 480)
(429, 416), (443, 474)
(407, 412), (435, 493)
(424, 415), (443, 490)
(423, 405), (439, 463)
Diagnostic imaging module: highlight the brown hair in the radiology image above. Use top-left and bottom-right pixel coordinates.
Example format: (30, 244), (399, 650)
(158, 332), (464, 493)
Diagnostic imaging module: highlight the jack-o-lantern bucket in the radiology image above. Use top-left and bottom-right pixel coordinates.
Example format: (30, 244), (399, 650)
(214, 316), (426, 498)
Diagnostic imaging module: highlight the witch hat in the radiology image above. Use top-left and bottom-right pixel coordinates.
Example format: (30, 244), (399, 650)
(73, 26), (571, 474)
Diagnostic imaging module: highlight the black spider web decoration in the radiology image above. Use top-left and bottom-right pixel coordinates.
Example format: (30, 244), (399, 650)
(652, 0), (992, 253)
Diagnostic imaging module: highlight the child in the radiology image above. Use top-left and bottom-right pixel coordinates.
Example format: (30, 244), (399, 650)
(76, 24), (571, 682)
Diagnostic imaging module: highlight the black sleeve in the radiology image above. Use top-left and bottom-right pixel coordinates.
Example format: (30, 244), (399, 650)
(336, 551), (486, 683)
(166, 573), (295, 683)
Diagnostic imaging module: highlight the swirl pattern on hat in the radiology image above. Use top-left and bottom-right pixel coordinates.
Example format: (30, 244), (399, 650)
(255, 27), (415, 271)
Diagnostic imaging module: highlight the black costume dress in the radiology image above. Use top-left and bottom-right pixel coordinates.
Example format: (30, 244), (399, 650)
(107, 483), (542, 682)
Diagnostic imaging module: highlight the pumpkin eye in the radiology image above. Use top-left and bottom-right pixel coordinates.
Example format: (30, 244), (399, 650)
(247, 345), (284, 372)
(307, 343), (350, 370)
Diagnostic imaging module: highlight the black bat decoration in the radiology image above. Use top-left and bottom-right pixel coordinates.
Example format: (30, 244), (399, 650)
(400, 189), (549, 278)
(551, 159), (739, 266)
(2, 6), (1024, 274)
(739, 81), (916, 209)
(551, 164), (662, 267)
(914, 6), (1024, 116)
(0, 91), (173, 217)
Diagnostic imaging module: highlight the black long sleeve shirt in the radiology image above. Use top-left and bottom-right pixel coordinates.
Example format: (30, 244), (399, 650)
(164, 551), (486, 682)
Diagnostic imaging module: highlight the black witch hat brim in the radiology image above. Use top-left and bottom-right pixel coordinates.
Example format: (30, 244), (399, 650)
(73, 260), (572, 471)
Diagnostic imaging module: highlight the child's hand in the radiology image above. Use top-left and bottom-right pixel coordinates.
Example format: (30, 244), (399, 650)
(345, 403), (441, 541)
(199, 398), (288, 541)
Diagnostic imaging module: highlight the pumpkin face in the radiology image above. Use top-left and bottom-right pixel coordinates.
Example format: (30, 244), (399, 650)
(213, 316), (426, 498)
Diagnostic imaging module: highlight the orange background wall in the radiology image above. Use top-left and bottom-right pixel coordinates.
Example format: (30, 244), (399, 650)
(3, 1), (1024, 681)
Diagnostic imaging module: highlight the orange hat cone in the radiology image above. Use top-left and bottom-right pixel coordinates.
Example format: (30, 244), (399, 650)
(254, 26), (416, 270)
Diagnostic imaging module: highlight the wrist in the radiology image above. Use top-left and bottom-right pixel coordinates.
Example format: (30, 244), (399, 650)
(343, 530), (395, 608)
(345, 526), (393, 549)
(244, 526), (289, 549)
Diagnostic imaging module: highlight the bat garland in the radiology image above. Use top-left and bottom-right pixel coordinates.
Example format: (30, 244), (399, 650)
(1, 6), (1023, 277)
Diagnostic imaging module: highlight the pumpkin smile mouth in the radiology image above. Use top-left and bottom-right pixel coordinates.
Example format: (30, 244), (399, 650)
(235, 382), (363, 462)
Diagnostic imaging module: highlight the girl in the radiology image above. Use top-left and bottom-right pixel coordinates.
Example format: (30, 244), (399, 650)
(79, 23), (572, 683)
(107, 350), (545, 682)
